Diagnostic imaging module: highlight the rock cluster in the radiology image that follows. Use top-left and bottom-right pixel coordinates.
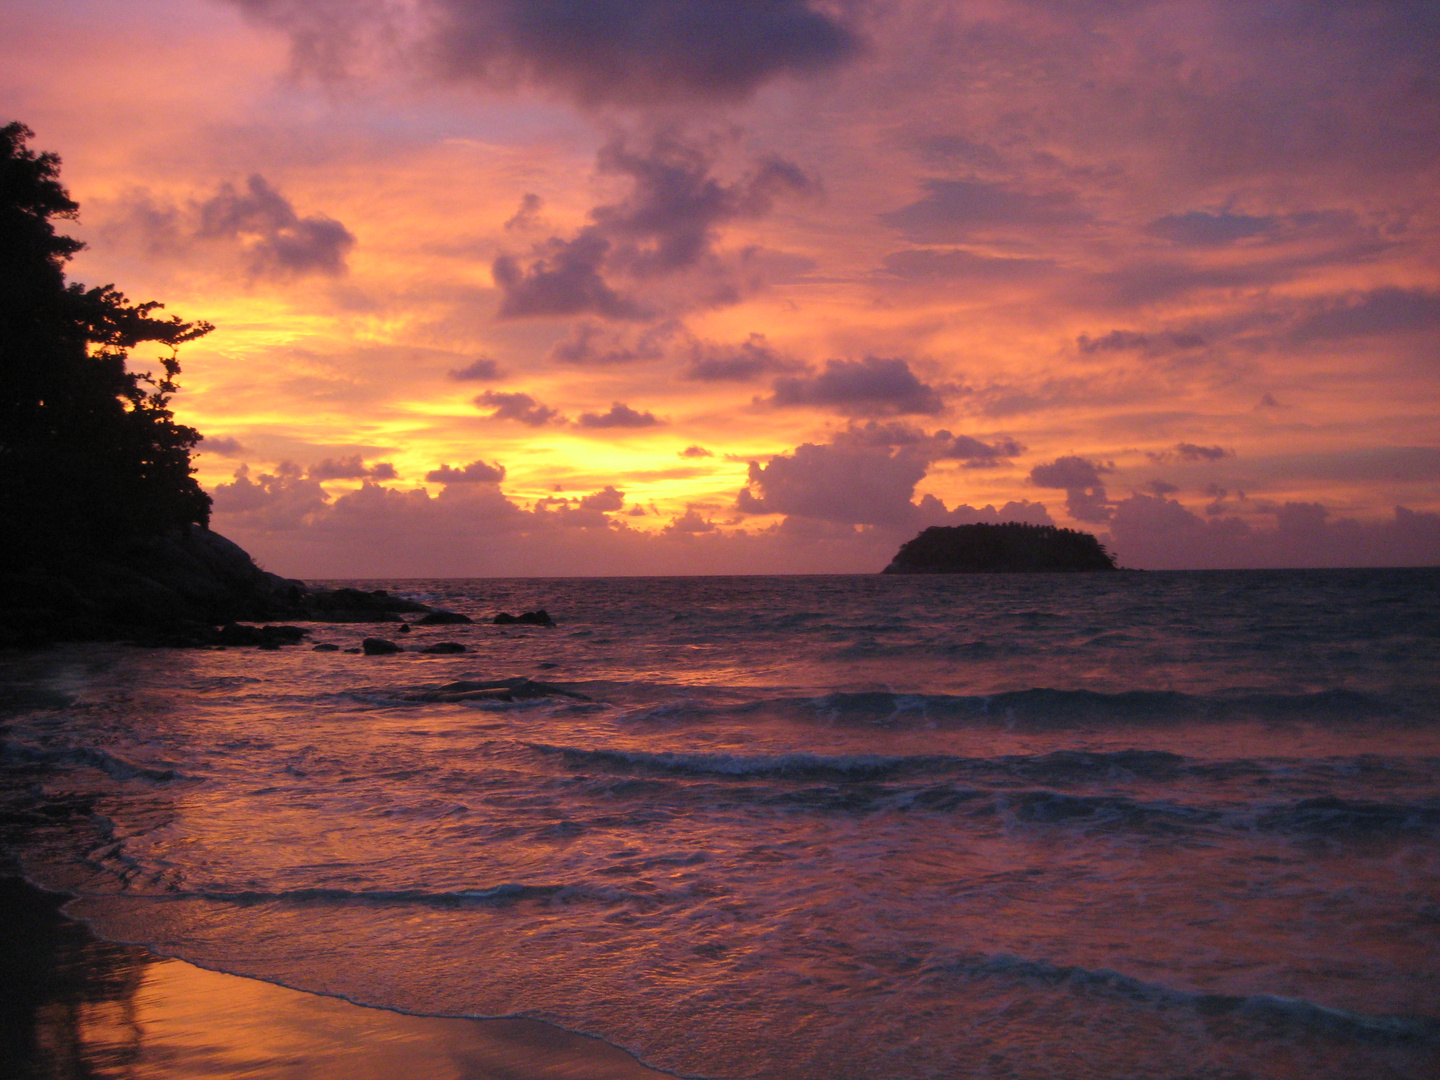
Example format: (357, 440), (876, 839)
(0, 525), (460, 648)
(493, 610), (555, 626)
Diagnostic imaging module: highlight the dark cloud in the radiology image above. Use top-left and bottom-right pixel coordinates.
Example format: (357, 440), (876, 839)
(1175, 442), (1232, 462)
(224, 0), (384, 79)
(200, 435), (247, 457)
(575, 401), (661, 429)
(448, 357), (503, 380)
(879, 179), (1090, 243)
(1076, 330), (1206, 354)
(1145, 211), (1277, 247)
(937, 433), (1025, 467)
(1291, 287), (1440, 342)
(425, 0), (860, 104)
(1029, 455), (1113, 523)
(533, 486), (629, 527)
(826, 422), (1022, 466)
(493, 135), (814, 320)
(684, 333), (798, 381)
(664, 507), (718, 534)
(492, 233), (640, 319)
(475, 390), (561, 426)
(680, 445), (714, 458)
(308, 455), (397, 480)
(197, 174), (354, 277)
(834, 421), (934, 448)
(593, 138), (814, 275)
(770, 356), (945, 416)
(505, 193), (542, 230)
(425, 459), (506, 484)
(1149, 479), (1180, 496)
(579, 485), (624, 511)
(227, 0), (859, 105)
(1146, 208), (1363, 248)
(549, 320), (676, 364)
(880, 248), (1054, 282)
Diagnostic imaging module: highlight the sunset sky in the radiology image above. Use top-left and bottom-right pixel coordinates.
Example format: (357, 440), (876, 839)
(5, 0), (1438, 575)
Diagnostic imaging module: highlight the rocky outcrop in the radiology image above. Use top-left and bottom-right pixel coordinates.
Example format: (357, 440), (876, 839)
(0, 525), (461, 648)
(882, 523), (1119, 574)
(493, 610), (555, 626)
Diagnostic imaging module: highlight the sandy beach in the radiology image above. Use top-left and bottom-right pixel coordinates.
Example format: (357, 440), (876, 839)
(0, 875), (671, 1080)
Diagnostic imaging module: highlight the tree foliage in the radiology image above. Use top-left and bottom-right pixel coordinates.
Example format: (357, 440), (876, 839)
(1, 122), (213, 567)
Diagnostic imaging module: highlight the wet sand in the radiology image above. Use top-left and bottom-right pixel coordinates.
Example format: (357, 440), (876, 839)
(0, 876), (675, 1080)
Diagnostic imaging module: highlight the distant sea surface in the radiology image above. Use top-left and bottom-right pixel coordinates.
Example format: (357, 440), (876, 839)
(3, 569), (1439, 1079)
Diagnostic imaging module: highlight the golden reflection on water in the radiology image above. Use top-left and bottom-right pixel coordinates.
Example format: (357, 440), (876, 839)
(2, 878), (668, 1080)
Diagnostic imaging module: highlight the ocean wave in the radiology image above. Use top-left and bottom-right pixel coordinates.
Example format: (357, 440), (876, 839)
(527, 749), (1440, 836)
(921, 953), (1440, 1044)
(0, 738), (182, 783)
(529, 743), (1430, 789)
(140, 881), (637, 908)
(786, 687), (1399, 728)
(1254, 796), (1440, 835)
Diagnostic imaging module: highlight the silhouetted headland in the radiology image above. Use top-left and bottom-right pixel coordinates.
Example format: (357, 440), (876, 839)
(0, 123), (465, 648)
(882, 522), (1119, 573)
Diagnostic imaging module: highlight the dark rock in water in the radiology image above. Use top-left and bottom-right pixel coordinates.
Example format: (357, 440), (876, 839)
(415, 610), (473, 625)
(343, 648), (361, 654)
(362, 637), (402, 655)
(882, 523), (1118, 574)
(0, 522), (452, 649)
(214, 623), (306, 647)
(301, 588), (422, 622)
(420, 642), (467, 654)
(396, 623), (411, 633)
(493, 610), (555, 626)
(312, 643), (340, 652)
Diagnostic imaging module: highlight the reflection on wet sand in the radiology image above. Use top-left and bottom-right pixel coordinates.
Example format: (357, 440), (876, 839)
(0, 877), (672, 1080)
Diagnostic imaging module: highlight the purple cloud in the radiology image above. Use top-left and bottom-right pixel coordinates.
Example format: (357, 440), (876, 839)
(308, 455), (397, 481)
(426, 459), (506, 484)
(1029, 456), (1113, 524)
(575, 402), (661, 429)
(770, 357), (945, 416)
(475, 390), (561, 426)
(197, 174), (354, 277)
(448, 357), (503, 380)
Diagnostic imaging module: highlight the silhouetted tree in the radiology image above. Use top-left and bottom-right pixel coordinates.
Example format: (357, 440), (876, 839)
(1, 122), (213, 568)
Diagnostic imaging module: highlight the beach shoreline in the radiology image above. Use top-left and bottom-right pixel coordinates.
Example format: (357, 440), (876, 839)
(0, 873), (674, 1080)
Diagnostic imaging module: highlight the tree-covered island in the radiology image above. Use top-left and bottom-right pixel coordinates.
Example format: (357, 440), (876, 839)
(882, 523), (1119, 573)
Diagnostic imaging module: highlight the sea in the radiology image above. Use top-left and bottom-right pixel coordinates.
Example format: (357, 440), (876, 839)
(2, 569), (1438, 1080)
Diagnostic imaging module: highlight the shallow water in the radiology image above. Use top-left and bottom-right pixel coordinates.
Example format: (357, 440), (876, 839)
(2, 569), (1438, 1078)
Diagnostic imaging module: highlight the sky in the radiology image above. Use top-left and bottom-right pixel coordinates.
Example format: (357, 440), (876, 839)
(4, 0), (1438, 575)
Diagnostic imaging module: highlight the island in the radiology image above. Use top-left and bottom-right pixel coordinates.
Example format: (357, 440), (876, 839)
(881, 523), (1118, 574)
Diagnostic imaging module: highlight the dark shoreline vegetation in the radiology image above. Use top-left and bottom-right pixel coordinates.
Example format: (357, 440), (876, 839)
(0, 122), (471, 648)
(883, 523), (1119, 574)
